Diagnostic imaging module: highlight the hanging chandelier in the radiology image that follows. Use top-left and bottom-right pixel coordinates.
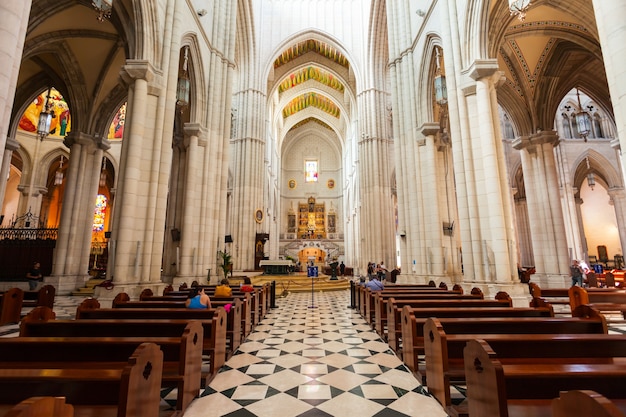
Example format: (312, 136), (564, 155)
(37, 87), (55, 141)
(575, 89), (592, 142)
(433, 47), (447, 107)
(99, 157), (107, 187)
(54, 155), (64, 185)
(585, 157), (595, 191)
(509, 0), (532, 21)
(92, 0), (113, 22)
(176, 46), (191, 109)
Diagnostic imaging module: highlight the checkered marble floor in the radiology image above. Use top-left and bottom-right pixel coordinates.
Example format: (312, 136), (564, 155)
(183, 290), (448, 417)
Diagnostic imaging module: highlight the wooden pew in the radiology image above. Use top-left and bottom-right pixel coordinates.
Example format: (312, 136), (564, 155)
(112, 293), (243, 355)
(21, 285), (55, 309)
(153, 287), (257, 334)
(371, 285), (471, 335)
(401, 304), (604, 381)
(0, 396), (74, 417)
(569, 286), (626, 317)
(185, 283), (270, 323)
(354, 282), (438, 315)
(529, 282), (622, 308)
(12, 320), (202, 412)
(0, 342), (162, 417)
(400, 303), (554, 379)
(552, 390), (626, 417)
(424, 316), (625, 416)
(357, 283), (451, 320)
(21, 306), (223, 388)
(74, 300), (229, 373)
(387, 294), (517, 354)
(463, 339), (626, 417)
(0, 288), (23, 325)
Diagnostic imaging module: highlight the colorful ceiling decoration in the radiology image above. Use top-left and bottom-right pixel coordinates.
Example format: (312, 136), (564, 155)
(291, 117), (334, 132)
(282, 92), (340, 119)
(274, 39), (349, 69)
(278, 66), (344, 94)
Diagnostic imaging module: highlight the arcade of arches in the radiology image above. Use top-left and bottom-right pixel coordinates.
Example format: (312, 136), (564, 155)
(1, 1), (626, 303)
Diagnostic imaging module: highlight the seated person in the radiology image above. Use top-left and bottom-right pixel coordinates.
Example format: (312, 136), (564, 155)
(214, 278), (233, 297)
(240, 277), (254, 292)
(365, 275), (384, 291)
(185, 287), (211, 309)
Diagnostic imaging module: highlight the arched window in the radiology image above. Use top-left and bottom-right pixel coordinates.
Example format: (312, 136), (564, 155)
(561, 113), (572, 138)
(593, 114), (603, 139)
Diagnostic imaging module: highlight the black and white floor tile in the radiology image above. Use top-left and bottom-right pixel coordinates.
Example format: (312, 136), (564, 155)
(183, 290), (448, 417)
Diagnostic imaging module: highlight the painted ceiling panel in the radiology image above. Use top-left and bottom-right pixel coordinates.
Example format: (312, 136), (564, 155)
(282, 92), (340, 118)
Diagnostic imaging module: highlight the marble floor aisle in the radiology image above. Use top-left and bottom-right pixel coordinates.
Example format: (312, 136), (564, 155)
(183, 290), (448, 417)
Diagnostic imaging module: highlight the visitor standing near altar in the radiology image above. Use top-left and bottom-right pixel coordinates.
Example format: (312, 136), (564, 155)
(340, 261), (345, 276)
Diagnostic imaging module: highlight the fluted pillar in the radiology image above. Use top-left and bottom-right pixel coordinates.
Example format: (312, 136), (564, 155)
(462, 61), (518, 285)
(418, 122), (448, 277)
(0, 137), (20, 215)
(177, 123), (205, 280)
(513, 131), (569, 286)
(357, 88), (395, 270)
(608, 188), (626, 258)
(0, 1), (31, 169)
(230, 88), (266, 271)
(592, 1), (626, 182)
(108, 61), (157, 284)
(50, 132), (109, 294)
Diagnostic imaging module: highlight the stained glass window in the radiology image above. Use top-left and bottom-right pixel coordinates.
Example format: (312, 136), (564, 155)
(305, 160), (318, 182)
(93, 194), (107, 232)
(108, 103), (126, 140)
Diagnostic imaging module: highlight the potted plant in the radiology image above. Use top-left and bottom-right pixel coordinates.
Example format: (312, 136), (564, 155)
(218, 250), (232, 279)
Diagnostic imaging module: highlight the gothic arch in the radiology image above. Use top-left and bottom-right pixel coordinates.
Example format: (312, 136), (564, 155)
(572, 150), (623, 196)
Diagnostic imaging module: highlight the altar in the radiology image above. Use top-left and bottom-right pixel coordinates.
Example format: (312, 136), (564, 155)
(259, 259), (293, 275)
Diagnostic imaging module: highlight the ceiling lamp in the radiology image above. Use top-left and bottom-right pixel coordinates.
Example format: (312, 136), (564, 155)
(575, 89), (592, 142)
(509, 0), (531, 21)
(54, 155), (64, 185)
(99, 157), (107, 187)
(176, 46), (191, 109)
(585, 157), (595, 191)
(433, 47), (447, 107)
(37, 87), (55, 141)
(92, 0), (113, 22)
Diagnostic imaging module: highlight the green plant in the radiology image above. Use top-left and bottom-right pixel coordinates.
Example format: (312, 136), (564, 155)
(218, 250), (232, 278)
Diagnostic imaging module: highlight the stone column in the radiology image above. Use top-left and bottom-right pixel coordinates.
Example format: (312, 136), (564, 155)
(465, 61), (518, 284)
(176, 122), (205, 281)
(230, 87), (265, 271)
(513, 131), (570, 286)
(419, 122), (446, 277)
(0, 1), (31, 169)
(358, 88), (395, 272)
(608, 188), (626, 257)
(0, 137), (20, 214)
(109, 61), (156, 284)
(592, 1), (626, 183)
(51, 132), (110, 294)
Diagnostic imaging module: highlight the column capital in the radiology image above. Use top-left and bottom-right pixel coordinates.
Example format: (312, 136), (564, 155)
(465, 59), (500, 81)
(512, 130), (560, 151)
(184, 122), (208, 147)
(119, 60), (163, 95)
(5, 137), (20, 151)
(63, 132), (110, 151)
(119, 60), (156, 84)
(418, 122), (440, 137)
